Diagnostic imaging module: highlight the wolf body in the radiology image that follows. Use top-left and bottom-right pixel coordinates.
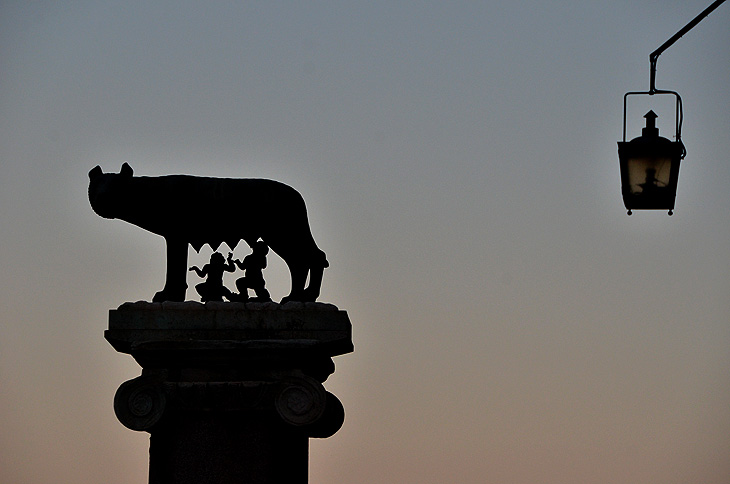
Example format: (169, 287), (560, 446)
(88, 163), (327, 302)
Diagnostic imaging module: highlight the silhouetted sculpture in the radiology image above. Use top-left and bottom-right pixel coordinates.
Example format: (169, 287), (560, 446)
(230, 241), (272, 302)
(88, 163), (329, 303)
(189, 252), (235, 302)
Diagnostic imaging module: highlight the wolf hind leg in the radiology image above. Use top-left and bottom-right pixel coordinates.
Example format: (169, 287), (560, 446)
(280, 260), (308, 304)
(302, 249), (328, 302)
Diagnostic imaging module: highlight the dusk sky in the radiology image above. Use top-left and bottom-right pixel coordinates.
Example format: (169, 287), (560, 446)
(1, 2), (729, 483)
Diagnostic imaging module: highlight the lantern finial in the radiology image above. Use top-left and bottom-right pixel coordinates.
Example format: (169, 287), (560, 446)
(643, 110), (659, 137)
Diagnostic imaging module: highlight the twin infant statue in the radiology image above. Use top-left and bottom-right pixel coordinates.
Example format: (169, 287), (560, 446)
(189, 240), (271, 303)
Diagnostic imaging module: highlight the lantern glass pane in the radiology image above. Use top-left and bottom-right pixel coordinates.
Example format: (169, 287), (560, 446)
(626, 157), (672, 195)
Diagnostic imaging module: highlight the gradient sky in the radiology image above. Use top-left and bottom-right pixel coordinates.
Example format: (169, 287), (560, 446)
(1, 2), (729, 483)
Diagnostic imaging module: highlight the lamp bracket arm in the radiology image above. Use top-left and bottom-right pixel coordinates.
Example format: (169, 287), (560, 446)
(648, 0), (726, 93)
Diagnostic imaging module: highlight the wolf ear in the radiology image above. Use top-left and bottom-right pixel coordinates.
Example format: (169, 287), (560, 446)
(120, 162), (134, 177)
(89, 165), (103, 179)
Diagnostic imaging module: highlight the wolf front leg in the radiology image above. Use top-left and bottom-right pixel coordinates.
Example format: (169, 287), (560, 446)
(152, 237), (188, 302)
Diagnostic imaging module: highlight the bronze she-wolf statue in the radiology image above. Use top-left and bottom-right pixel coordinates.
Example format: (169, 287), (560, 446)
(88, 163), (328, 303)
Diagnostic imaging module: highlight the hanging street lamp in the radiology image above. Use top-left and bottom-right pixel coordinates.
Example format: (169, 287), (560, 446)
(618, 0), (726, 215)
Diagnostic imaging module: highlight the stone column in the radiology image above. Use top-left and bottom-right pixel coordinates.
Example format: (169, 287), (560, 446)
(105, 301), (353, 484)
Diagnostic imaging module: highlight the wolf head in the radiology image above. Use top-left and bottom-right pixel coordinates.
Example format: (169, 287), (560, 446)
(88, 162), (134, 220)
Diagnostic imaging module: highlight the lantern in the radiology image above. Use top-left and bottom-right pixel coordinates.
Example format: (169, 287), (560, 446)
(618, 110), (685, 215)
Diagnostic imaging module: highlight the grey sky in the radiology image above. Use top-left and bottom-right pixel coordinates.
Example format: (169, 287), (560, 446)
(1, 1), (729, 483)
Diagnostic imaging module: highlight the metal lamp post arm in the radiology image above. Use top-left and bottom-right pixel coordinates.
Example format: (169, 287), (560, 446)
(649, 0), (727, 93)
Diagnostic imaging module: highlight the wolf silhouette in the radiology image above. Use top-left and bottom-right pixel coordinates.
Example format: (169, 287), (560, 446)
(88, 163), (328, 302)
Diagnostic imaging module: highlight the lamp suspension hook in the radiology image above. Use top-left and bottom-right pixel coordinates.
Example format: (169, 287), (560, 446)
(622, 90), (683, 151)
